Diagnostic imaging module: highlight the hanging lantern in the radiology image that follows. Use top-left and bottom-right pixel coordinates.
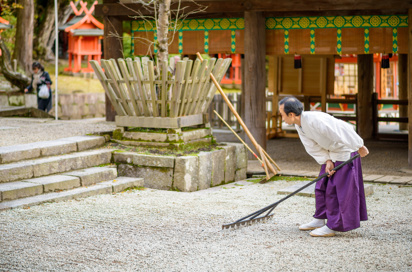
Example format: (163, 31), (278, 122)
(294, 54), (302, 69)
(381, 54), (390, 69)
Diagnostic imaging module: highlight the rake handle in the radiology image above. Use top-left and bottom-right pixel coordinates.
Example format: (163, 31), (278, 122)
(233, 154), (360, 224)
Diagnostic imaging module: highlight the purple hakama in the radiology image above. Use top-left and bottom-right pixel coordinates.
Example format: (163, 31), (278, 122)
(313, 152), (368, 232)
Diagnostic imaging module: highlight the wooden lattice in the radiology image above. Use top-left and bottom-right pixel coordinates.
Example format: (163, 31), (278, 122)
(90, 57), (231, 128)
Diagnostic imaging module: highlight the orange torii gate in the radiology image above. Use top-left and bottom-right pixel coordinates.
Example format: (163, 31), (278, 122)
(60, 1), (104, 73)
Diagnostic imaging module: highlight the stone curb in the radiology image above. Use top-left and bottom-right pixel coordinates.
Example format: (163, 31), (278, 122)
(0, 149), (112, 183)
(0, 135), (106, 164)
(0, 176), (143, 211)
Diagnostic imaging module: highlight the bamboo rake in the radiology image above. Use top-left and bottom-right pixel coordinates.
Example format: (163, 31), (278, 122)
(196, 52), (279, 179)
(213, 110), (264, 166)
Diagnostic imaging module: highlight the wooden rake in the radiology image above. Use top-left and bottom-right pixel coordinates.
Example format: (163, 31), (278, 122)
(221, 154), (361, 229)
(196, 53), (280, 181)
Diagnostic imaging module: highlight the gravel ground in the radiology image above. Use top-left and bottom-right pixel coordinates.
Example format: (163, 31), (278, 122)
(0, 180), (411, 271)
(0, 117), (411, 271)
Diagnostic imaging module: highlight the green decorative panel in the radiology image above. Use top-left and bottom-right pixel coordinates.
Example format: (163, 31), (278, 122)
(310, 29), (315, 54)
(204, 31), (209, 53)
(132, 18), (244, 32)
(337, 28), (342, 55)
(154, 31), (158, 54)
(393, 28), (398, 54)
(178, 30), (183, 54)
(284, 30), (289, 54)
(231, 30), (236, 53)
(364, 28), (369, 54)
(266, 15), (408, 30)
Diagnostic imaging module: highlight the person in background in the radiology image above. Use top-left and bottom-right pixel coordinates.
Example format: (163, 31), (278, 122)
(25, 61), (52, 112)
(278, 96), (369, 237)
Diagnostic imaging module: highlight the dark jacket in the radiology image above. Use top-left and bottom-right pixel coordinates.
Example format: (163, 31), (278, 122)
(27, 71), (53, 112)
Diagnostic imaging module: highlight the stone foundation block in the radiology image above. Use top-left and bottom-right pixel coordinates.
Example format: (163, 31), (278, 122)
(211, 149), (225, 186)
(118, 164), (173, 190)
(235, 168), (247, 181)
(198, 152), (212, 190)
(220, 145), (236, 183)
(174, 156), (199, 192)
(133, 154), (175, 168)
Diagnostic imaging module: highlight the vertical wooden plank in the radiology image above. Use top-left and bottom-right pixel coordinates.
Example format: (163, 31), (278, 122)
(90, 60), (126, 116)
(161, 60), (168, 117)
(183, 59), (202, 115)
(320, 58), (327, 112)
(101, 59), (134, 116)
(118, 59), (140, 116)
(244, 11), (266, 156)
(178, 59), (193, 116)
(170, 61), (186, 117)
(103, 16), (123, 121)
(109, 59), (135, 115)
(190, 58), (216, 115)
(131, 57), (151, 116)
(357, 54), (374, 139)
(268, 55), (279, 137)
(408, 8), (412, 167)
(147, 61), (158, 117)
(398, 54), (407, 130)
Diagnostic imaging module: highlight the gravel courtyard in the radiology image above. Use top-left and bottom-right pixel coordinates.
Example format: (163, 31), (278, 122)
(1, 179), (411, 271)
(0, 117), (411, 271)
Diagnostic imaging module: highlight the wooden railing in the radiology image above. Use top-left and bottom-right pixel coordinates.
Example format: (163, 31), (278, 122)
(372, 92), (408, 140)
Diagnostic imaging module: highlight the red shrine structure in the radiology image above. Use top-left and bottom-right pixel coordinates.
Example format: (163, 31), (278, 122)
(60, 1), (103, 73)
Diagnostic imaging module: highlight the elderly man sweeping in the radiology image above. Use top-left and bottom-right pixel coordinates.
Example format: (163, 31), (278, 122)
(279, 96), (369, 237)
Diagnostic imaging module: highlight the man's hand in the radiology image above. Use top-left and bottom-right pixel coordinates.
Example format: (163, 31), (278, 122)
(358, 146), (369, 157)
(325, 160), (335, 177)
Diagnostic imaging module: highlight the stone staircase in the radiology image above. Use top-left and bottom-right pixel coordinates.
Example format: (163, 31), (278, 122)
(0, 136), (143, 211)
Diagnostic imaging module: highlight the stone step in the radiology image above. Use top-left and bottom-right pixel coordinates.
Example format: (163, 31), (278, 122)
(0, 149), (113, 183)
(277, 180), (374, 198)
(0, 167), (117, 202)
(0, 176), (144, 211)
(0, 135), (106, 164)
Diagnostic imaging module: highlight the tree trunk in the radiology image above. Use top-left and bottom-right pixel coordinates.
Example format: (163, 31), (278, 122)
(39, 0), (75, 61)
(157, 0), (171, 63)
(13, 0), (34, 74)
(0, 39), (31, 90)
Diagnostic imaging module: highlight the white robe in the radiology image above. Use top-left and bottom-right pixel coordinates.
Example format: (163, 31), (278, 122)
(295, 111), (364, 165)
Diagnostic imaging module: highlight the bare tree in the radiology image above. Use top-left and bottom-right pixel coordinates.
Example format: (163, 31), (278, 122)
(0, 39), (30, 90)
(121, 0), (206, 63)
(13, 0), (34, 74)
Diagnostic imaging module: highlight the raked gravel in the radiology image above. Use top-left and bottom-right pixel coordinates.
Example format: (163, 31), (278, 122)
(0, 180), (411, 271)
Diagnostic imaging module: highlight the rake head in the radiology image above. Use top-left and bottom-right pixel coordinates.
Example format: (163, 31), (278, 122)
(222, 213), (275, 230)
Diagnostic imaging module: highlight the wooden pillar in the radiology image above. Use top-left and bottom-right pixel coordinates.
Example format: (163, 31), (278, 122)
(103, 15), (123, 121)
(398, 54), (407, 130)
(357, 54), (374, 139)
(408, 9), (412, 167)
(243, 11), (266, 158)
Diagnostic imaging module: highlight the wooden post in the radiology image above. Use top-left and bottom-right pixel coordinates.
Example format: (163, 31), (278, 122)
(408, 8), (412, 167)
(268, 55), (278, 137)
(103, 15), (123, 121)
(320, 58), (327, 112)
(398, 54), (407, 131)
(357, 54), (374, 139)
(244, 11), (266, 158)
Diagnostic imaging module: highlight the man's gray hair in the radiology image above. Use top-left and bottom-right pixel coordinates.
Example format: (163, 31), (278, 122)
(279, 96), (304, 116)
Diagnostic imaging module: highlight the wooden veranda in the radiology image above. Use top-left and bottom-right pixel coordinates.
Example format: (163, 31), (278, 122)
(95, 0), (412, 167)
